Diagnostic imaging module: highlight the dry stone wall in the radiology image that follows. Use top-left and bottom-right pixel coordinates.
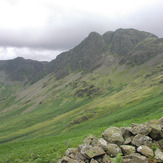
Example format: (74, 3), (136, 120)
(58, 118), (163, 163)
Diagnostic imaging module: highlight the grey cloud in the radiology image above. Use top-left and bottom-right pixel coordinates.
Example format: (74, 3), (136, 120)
(0, 0), (163, 61)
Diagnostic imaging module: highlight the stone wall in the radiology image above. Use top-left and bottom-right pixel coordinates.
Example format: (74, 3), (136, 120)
(58, 118), (163, 163)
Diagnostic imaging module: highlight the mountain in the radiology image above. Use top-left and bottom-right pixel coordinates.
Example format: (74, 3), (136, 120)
(0, 57), (48, 84)
(1, 28), (162, 82)
(47, 28), (163, 79)
(0, 28), (163, 162)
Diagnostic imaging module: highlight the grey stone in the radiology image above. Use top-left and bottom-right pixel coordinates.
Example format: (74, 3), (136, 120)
(149, 120), (162, 139)
(131, 123), (151, 135)
(75, 152), (88, 163)
(101, 154), (112, 163)
(132, 134), (152, 146)
(83, 135), (99, 147)
(157, 139), (163, 149)
(120, 145), (136, 155)
(90, 158), (98, 163)
(105, 143), (122, 157)
(123, 153), (148, 163)
(102, 127), (124, 145)
(124, 136), (134, 145)
(155, 148), (163, 162)
(84, 146), (105, 159)
(159, 117), (163, 126)
(65, 148), (78, 159)
(120, 127), (132, 139)
(57, 156), (79, 163)
(98, 138), (108, 150)
(137, 145), (154, 158)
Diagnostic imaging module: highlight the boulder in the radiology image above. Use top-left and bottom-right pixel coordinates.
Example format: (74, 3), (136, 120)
(65, 148), (78, 159)
(98, 138), (108, 150)
(157, 139), (163, 149)
(75, 152), (88, 163)
(83, 135), (99, 147)
(101, 154), (112, 163)
(123, 153), (148, 163)
(137, 145), (154, 158)
(57, 156), (79, 163)
(78, 143), (92, 158)
(155, 148), (163, 162)
(120, 145), (136, 155)
(132, 134), (152, 146)
(159, 117), (163, 126)
(84, 146), (105, 159)
(124, 136), (134, 145)
(120, 127), (132, 139)
(149, 120), (162, 139)
(131, 123), (151, 135)
(105, 143), (122, 157)
(90, 158), (98, 163)
(102, 127), (124, 145)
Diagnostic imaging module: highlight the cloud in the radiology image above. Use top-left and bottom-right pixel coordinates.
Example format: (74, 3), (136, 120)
(0, 0), (163, 61)
(0, 47), (62, 61)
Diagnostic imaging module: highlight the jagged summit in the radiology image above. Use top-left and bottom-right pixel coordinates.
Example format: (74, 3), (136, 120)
(0, 28), (163, 81)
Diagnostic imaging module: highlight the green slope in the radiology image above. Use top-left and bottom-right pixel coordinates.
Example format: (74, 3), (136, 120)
(0, 56), (162, 162)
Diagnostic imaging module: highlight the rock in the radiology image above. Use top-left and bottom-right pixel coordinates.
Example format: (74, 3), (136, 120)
(84, 146), (105, 159)
(157, 139), (163, 149)
(120, 127), (132, 139)
(159, 117), (163, 126)
(75, 152), (88, 163)
(149, 120), (162, 139)
(101, 154), (112, 163)
(124, 136), (133, 145)
(83, 135), (99, 147)
(137, 145), (154, 158)
(78, 143), (92, 158)
(132, 134), (152, 146)
(102, 127), (124, 145)
(120, 145), (136, 155)
(123, 153), (148, 163)
(105, 143), (122, 157)
(65, 148), (78, 159)
(155, 148), (163, 162)
(90, 158), (98, 163)
(131, 123), (151, 135)
(132, 123), (139, 127)
(57, 156), (79, 163)
(98, 138), (108, 150)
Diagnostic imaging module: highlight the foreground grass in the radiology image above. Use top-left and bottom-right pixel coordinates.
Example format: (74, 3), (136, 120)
(0, 62), (163, 162)
(0, 92), (162, 162)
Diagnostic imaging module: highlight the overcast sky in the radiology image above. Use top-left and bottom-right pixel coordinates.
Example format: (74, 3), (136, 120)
(0, 0), (163, 61)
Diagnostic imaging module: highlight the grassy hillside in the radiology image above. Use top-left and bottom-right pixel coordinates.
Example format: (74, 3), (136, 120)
(0, 54), (163, 162)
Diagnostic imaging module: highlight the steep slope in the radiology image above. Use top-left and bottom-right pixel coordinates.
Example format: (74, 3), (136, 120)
(0, 28), (163, 162)
(48, 28), (162, 79)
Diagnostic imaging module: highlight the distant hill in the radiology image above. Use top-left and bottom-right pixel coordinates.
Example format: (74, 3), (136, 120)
(0, 57), (48, 84)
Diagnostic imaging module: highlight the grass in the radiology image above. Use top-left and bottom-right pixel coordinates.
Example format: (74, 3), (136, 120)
(0, 62), (163, 162)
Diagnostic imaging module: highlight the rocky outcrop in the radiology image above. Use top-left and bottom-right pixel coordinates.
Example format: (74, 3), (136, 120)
(58, 118), (163, 163)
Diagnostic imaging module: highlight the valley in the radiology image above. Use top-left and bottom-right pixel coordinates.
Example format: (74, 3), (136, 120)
(0, 28), (163, 162)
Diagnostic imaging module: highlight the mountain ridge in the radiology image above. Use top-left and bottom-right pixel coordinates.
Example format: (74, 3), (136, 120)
(0, 28), (162, 82)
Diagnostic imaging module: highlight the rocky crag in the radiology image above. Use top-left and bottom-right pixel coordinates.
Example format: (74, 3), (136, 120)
(58, 118), (163, 163)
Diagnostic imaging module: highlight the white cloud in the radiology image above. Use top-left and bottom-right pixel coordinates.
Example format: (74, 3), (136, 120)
(0, 0), (162, 61)
(0, 47), (62, 61)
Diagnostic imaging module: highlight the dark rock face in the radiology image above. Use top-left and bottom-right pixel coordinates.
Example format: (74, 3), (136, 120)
(1, 28), (163, 82)
(48, 28), (163, 79)
(58, 117), (163, 163)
